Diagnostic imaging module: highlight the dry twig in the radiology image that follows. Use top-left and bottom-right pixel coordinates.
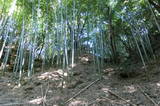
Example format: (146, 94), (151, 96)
(65, 78), (100, 104)
(107, 89), (137, 106)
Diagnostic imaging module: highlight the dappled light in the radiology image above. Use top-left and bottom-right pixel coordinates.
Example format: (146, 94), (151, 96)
(156, 82), (160, 87)
(123, 85), (137, 93)
(28, 97), (44, 105)
(81, 57), (89, 62)
(37, 69), (68, 81)
(103, 67), (115, 77)
(8, 0), (17, 16)
(101, 87), (110, 94)
(68, 99), (88, 106)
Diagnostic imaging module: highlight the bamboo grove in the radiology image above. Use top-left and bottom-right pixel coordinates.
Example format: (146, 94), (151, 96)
(0, 0), (160, 83)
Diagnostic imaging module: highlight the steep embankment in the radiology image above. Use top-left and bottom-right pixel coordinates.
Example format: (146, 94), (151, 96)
(0, 54), (160, 106)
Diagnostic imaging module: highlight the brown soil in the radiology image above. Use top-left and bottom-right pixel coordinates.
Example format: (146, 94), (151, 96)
(0, 54), (160, 106)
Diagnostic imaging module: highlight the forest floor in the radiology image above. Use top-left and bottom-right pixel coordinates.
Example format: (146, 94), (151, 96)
(0, 54), (160, 106)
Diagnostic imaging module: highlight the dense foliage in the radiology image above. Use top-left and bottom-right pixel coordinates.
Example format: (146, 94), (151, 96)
(0, 0), (160, 82)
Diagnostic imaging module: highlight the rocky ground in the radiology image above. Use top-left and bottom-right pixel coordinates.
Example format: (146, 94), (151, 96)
(0, 54), (160, 106)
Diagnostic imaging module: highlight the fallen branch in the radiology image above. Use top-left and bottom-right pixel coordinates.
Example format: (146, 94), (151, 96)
(137, 85), (158, 106)
(107, 89), (137, 106)
(65, 78), (100, 104)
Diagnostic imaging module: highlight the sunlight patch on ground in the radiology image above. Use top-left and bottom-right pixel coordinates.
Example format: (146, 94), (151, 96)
(123, 85), (137, 93)
(79, 56), (91, 64)
(103, 67), (115, 76)
(37, 72), (60, 80)
(7, 83), (11, 87)
(103, 68), (114, 72)
(156, 82), (160, 87)
(29, 97), (44, 105)
(37, 69), (68, 81)
(57, 81), (67, 88)
(57, 69), (68, 76)
(68, 99), (88, 106)
(78, 54), (93, 64)
(101, 87), (110, 97)
(81, 57), (89, 62)
(13, 84), (22, 89)
(101, 87), (109, 93)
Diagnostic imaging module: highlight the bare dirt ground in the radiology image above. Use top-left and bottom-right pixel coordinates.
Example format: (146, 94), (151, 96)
(0, 54), (160, 106)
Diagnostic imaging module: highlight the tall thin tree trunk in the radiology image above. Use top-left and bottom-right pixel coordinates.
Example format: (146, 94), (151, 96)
(108, 7), (117, 64)
(71, 0), (76, 67)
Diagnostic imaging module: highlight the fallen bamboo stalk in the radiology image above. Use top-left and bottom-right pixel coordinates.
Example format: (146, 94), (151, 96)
(0, 102), (31, 106)
(107, 89), (137, 106)
(137, 85), (158, 106)
(65, 78), (100, 104)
